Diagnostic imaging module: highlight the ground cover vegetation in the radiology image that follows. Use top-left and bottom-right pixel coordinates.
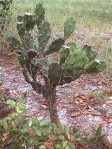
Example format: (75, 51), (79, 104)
(0, 96), (109, 148)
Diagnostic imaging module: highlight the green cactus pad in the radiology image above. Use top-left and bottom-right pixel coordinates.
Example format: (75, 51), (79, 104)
(85, 59), (106, 73)
(63, 50), (87, 70)
(64, 17), (76, 39)
(24, 13), (35, 31)
(34, 3), (45, 27)
(44, 38), (65, 56)
(38, 21), (51, 51)
(60, 47), (70, 65)
(18, 55), (26, 67)
(17, 22), (25, 38)
(8, 37), (22, 50)
(60, 42), (76, 65)
(83, 45), (97, 61)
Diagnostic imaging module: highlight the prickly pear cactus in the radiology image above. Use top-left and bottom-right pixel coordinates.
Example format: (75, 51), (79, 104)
(9, 3), (106, 94)
(9, 3), (106, 124)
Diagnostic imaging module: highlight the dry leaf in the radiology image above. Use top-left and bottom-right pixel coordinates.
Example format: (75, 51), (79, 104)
(43, 141), (54, 147)
(2, 132), (9, 141)
(71, 111), (81, 117)
(98, 120), (107, 125)
(90, 112), (101, 116)
(41, 104), (48, 109)
(69, 127), (74, 134)
(28, 128), (35, 137)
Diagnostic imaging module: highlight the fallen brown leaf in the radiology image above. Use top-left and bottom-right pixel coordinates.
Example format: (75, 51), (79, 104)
(41, 104), (48, 109)
(90, 112), (101, 116)
(28, 128), (35, 137)
(43, 141), (54, 148)
(2, 132), (9, 142)
(98, 120), (107, 125)
(71, 111), (81, 117)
